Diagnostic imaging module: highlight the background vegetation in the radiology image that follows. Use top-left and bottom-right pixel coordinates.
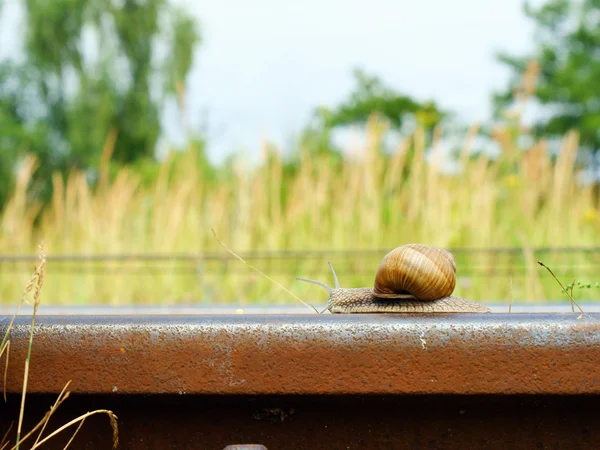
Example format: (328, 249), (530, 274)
(0, 0), (599, 306)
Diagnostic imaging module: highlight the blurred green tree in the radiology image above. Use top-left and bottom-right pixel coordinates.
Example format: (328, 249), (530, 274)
(493, 0), (600, 153)
(320, 68), (446, 132)
(0, 0), (201, 207)
(299, 68), (447, 161)
(295, 68), (447, 176)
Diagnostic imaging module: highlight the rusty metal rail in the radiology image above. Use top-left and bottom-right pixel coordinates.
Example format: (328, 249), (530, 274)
(1, 313), (600, 448)
(2, 313), (600, 395)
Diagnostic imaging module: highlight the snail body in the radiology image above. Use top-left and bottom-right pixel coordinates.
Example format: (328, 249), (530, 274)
(297, 244), (491, 314)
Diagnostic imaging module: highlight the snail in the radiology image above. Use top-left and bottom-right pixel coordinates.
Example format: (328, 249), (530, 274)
(297, 244), (491, 313)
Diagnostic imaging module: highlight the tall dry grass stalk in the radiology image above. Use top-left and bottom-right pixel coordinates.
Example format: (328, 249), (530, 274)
(0, 115), (599, 306)
(1, 245), (119, 449)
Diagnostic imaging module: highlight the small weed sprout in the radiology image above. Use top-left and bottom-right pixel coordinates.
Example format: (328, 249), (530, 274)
(537, 260), (585, 316)
(564, 280), (600, 291)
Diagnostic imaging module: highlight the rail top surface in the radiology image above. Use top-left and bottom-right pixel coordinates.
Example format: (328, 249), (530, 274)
(1, 313), (599, 395)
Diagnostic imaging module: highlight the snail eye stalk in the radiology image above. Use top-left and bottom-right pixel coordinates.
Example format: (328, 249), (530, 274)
(296, 260), (342, 292)
(296, 277), (333, 293)
(328, 261), (341, 289)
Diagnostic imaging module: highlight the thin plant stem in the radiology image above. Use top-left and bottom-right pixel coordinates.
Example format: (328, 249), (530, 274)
(15, 322), (35, 448)
(509, 273), (513, 313)
(15, 246), (46, 450)
(8, 385), (71, 449)
(1, 255), (40, 403)
(32, 381), (72, 447)
(537, 261), (584, 314)
(0, 423), (13, 450)
(5, 243), (119, 450)
(62, 417), (86, 450)
(570, 279), (575, 313)
(1, 341), (10, 403)
(211, 228), (319, 314)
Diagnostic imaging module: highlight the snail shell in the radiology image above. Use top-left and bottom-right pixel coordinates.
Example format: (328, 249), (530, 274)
(373, 244), (456, 301)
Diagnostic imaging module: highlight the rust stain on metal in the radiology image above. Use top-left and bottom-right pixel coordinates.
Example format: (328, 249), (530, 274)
(1, 314), (600, 395)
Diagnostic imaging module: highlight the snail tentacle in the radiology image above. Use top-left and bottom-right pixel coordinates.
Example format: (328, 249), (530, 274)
(328, 261), (341, 289)
(296, 277), (333, 293)
(297, 274), (336, 314)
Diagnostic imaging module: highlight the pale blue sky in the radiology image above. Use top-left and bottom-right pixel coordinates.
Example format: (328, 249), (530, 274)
(174, 0), (541, 162)
(1, 0), (542, 163)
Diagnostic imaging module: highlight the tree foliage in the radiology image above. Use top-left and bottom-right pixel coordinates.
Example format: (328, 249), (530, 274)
(0, 0), (201, 206)
(494, 0), (600, 152)
(317, 68), (446, 132)
(295, 68), (447, 175)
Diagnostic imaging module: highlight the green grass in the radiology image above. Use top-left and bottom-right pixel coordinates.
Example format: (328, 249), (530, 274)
(0, 116), (599, 307)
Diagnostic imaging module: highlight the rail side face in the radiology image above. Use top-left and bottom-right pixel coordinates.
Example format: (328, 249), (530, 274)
(1, 313), (600, 449)
(1, 313), (599, 395)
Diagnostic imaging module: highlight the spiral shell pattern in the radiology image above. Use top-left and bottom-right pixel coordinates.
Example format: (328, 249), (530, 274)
(373, 244), (457, 301)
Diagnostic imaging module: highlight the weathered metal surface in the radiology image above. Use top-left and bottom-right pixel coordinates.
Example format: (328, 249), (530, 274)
(2, 394), (600, 449)
(1, 313), (600, 395)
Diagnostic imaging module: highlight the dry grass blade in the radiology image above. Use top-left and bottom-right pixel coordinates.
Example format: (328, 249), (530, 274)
(0, 241), (44, 403)
(32, 381), (72, 447)
(1, 423), (13, 450)
(569, 279), (576, 313)
(7, 387), (118, 450)
(509, 273), (513, 313)
(537, 261), (584, 314)
(1, 341), (10, 403)
(3, 242), (119, 449)
(210, 228), (319, 314)
(27, 410), (119, 450)
(15, 244), (46, 450)
(9, 383), (72, 449)
(61, 417), (86, 450)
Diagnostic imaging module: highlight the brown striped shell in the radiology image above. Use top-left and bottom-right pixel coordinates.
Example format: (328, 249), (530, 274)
(373, 244), (457, 301)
